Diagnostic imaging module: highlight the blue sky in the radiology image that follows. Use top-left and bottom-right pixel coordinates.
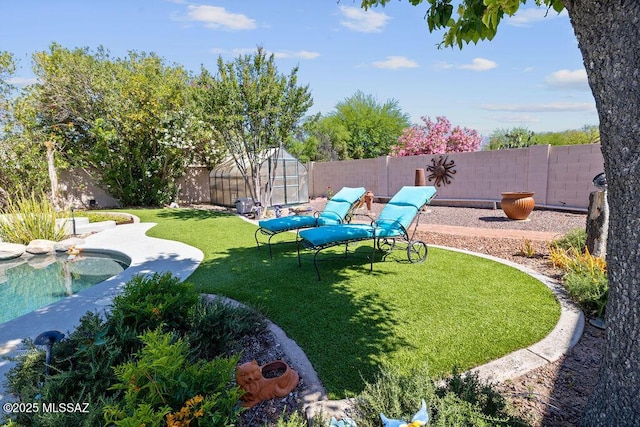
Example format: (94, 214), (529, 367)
(1, 0), (598, 136)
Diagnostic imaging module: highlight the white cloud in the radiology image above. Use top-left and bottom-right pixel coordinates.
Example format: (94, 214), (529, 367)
(7, 76), (38, 86)
(372, 56), (418, 69)
(339, 6), (389, 33)
(545, 69), (590, 91)
(434, 58), (496, 71)
(480, 102), (595, 112)
(506, 7), (567, 27)
(184, 5), (256, 30)
(273, 50), (320, 60)
(459, 58), (497, 71)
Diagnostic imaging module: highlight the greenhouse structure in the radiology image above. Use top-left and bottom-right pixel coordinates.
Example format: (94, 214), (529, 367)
(209, 148), (309, 208)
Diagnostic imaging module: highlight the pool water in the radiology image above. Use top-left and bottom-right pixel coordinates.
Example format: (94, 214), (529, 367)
(0, 250), (130, 323)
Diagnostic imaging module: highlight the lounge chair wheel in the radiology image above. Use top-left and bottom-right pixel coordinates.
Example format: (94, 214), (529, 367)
(407, 241), (428, 263)
(377, 238), (396, 252)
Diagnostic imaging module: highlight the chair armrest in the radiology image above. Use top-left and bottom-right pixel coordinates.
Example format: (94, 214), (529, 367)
(373, 218), (408, 237)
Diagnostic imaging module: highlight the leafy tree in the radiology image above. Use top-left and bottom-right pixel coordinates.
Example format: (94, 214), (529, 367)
(325, 90), (410, 159)
(360, 0), (640, 424)
(197, 47), (312, 213)
(484, 126), (535, 150)
(30, 44), (199, 206)
(535, 125), (600, 146)
(0, 52), (50, 205)
(286, 113), (343, 162)
(486, 125), (600, 150)
(391, 115), (481, 156)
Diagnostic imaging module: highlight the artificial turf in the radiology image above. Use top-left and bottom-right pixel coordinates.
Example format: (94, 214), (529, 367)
(131, 208), (560, 399)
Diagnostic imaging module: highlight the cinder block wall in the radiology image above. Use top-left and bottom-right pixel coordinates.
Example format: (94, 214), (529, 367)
(61, 144), (604, 210)
(176, 166), (210, 204)
(310, 144), (604, 210)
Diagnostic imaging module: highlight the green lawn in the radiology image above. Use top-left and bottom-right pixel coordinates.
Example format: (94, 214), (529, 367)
(131, 208), (560, 399)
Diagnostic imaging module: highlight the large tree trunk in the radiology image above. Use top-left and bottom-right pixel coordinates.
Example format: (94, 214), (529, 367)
(564, 1), (640, 425)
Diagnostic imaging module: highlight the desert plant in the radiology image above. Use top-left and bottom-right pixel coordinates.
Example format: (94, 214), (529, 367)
(549, 242), (608, 317)
(187, 298), (267, 360)
(109, 272), (199, 334)
(103, 329), (243, 427)
(551, 228), (587, 253)
(519, 239), (536, 258)
(0, 191), (66, 244)
(353, 364), (524, 427)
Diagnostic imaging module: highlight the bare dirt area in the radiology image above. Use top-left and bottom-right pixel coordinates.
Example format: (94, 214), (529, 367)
(228, 202), (603, 426)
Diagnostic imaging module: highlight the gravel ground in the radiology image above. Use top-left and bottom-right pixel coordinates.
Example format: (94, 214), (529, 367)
(229, 201), (600, 426)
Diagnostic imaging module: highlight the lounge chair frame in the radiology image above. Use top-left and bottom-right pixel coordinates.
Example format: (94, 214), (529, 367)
(254, 210), (345, 258)
(297, 191), (433, 280)
(254, 187), (366, 258)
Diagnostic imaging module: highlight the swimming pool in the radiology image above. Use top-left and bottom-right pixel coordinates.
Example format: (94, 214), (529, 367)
(0, 250), (130, 324)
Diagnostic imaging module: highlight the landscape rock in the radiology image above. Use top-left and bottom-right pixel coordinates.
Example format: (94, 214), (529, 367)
(25, 239), (56, 255)
(54, 237), (86, 252)
(0, 242), (26, 260)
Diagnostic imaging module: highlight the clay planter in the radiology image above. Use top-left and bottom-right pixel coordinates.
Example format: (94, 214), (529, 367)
(501, 192), (535, 220)
(364, 191), (374, 210)
(235, 360), (299, 407)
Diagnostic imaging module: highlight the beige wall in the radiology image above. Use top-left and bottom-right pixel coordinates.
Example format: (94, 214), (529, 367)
(61, 144), (604, 210)
(310, 144), (604, 210)
(59, 169), (120, 208)
(176, 166), (210, 204)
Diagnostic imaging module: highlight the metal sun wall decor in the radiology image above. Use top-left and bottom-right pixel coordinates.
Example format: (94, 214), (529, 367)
(427, 155), (456, 187)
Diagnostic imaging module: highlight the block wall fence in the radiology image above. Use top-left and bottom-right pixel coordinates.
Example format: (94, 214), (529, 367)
(308, 144), (604, 211)
(60, 144), (604, 211)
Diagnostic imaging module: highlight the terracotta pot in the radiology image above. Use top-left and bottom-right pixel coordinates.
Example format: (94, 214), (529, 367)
(364, 191), (374, 210)
(415, 168), (426, 186)
(501, 192), (535, 220)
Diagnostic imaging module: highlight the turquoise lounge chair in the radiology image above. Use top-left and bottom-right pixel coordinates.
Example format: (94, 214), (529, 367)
(297, 185), (437, 280)
(255, 186), (366, 258)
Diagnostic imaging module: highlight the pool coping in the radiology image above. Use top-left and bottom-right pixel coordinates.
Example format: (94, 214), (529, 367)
(0, 221), (204, 402)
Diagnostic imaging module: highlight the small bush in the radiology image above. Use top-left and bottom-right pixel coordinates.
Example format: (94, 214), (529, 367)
(187, 298), (267, 360)
(551, 228), (586, 252)
(0, 191), (66, 244)
(564, 269), (608, 317)
(353, 364), (524, 427)
(549, 235), (608, 317)
(110, 272), (199, 334)
(103, 329), (243, 427)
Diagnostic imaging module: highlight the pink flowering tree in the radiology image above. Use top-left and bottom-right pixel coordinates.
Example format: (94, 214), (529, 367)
(390, 116), (481, 156)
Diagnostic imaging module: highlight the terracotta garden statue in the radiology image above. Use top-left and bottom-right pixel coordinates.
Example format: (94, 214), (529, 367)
(235, 360), (299, 407)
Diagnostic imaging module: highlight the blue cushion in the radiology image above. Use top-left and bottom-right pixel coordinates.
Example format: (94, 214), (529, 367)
(258, 215), (317, 232)
(299, 224), (374, 247)
(319, 199), (351, 223)
(387, 186), (437, 209)
(331, 187), (366, 203)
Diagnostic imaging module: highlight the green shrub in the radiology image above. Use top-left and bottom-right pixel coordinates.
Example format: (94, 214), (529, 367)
(353, 364), (525, 427)
(551, 228), (586, 252)
(4, 273), (259, 427)
(103, 329), (243, 427)
(0, 191), (66, 244)
(564, 269), (608, 317)
(273, 410), (311, 426)
(110, 272), (199, 334)
(549, 240), (608, 317)
(187, 298), (267, 360)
